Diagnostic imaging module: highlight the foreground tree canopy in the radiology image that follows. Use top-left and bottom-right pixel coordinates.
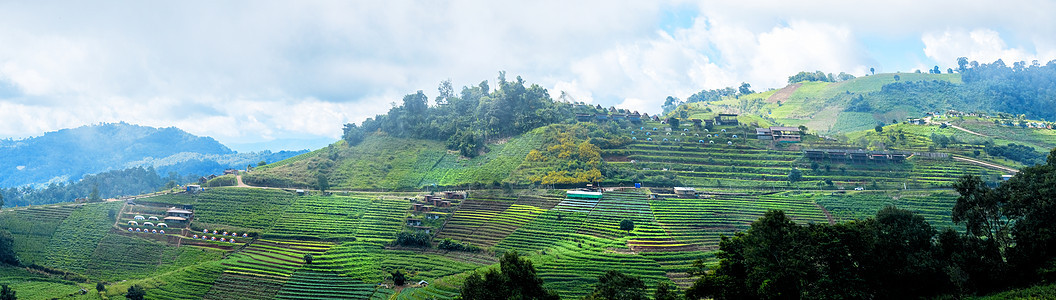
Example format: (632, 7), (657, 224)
(687, 148), (1056, 299)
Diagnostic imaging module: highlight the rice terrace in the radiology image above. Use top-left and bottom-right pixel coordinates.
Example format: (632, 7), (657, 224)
(3, 2), (1056, 300)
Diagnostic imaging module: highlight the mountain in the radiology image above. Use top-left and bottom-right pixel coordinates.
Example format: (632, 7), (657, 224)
(0, 122), (306, 188)
(4, 70), (1056, 299)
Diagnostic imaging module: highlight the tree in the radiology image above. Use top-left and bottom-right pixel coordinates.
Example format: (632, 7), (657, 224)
(258, 161), (267, 167)
(620, 219), (635, 233)
(315, 175), (329, 193)
(893, 74), (900, 81)
(126, 285), (145, 300)
(342, 123), (365, 146)
(870, 67), (875, 75)
(957, 57), (969, 72)
(304, 253), (313, 265)
(875, 124), (884, 133)
(810, 161), (819, 172)
(96, 282), (106, 292)
(89, 184), (101, 202)
(1000, 148), (1056, 282)
(0, 285), (13, 300)
(458, 251), (559, 300)
(788, 168), (802, 183)
(668, 118), (680, 130)
(436, 79), (454, 106)
(738, 82), (753, 95)
(932, 66), (941, 74)
(871, 206), (944, 298)
(0, 230), (18, 266)
(586, 270), (647, 300)
(392, 269), (407, 286)
(662, 96), (681, 116)
(953, 175), (1010, 248)
(654, 282), (680, 300)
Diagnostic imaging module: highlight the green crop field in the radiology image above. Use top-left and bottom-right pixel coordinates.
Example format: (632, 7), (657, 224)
(4, 71), (1053, 299)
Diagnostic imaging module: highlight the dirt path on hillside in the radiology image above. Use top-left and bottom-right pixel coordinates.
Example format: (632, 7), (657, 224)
(952, 155), (1019, 174)
(766, 83), (802, 103)
(814, 203), (835, 225)
(235, 173), (250, 187)
(924, 117), (988, 137)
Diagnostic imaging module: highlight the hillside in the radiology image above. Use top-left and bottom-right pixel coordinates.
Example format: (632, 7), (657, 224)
(2, 70), (1056, 299)
(696, 60), (1056, 135)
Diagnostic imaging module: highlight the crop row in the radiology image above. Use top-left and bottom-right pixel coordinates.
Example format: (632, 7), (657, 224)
(265, 195), (369, 240)
(0, 205), (75, 265)
(43, 202), (121, 273)
(649, 194), (828, 249)
(193, 188), (297, 231)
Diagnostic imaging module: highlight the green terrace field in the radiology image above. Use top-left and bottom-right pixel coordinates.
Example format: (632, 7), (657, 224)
(0, 204), (78, 265)
(43, 202), (122, 273)
(649, 193), (829, 250)
(264, 195), (370, 240)
(207, 239), (332, 300)
(434, 193), (561, 247)
(193, 188), (296, 232)
(602, 123), (993, 189)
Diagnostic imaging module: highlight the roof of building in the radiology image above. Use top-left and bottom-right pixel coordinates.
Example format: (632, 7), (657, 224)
(167, 208), (192, 214)
(163, 216), (187, 221)
(674, 187), (696, 192)
(769, 126), (801, 131)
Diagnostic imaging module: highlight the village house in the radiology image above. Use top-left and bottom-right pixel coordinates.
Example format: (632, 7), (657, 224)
(674, 187), (697, 198)
(164, 207), (193, 224)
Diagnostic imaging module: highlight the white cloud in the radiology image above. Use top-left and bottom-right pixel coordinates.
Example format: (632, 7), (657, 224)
(1, 1), (1055, 150)
(564, 17), (868, 115)
(923, 29), (1037, 66)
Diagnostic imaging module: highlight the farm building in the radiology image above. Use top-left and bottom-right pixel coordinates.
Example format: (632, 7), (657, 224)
(186, 185), (202, 193)
(715, 114), (739, 125)
(575, 113), (592, 122)
(165, 207), (193, 224)
(566, 190), (603, 200)
(406, 218), (422, 226)
(628, 112), (642, 122)
(674, 187), (697, 198)
(756, 128), (773, 140)
(442, 191), (467, 199)
(756, 126), (801, 142)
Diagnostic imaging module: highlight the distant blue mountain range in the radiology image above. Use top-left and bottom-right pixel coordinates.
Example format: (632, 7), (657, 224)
(0, 122), (307, 188)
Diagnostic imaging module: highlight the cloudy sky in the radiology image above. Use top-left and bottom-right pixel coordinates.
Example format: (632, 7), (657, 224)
(1, 1), (1054, 151)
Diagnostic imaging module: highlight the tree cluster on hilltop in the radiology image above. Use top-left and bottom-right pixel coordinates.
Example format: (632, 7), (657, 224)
(687, 148), (1056, 299)
(343, 72), (628, 157)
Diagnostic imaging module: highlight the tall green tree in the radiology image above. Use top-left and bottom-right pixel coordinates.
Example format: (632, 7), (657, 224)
(458, 251), (559, 300)
(585, 270), (647, 300)
(126, 285), (145, 300)
(953, 175), (1010, 248)
(0, 230), (18, 266)
(89, 184), (101, 202)
(0, 285), (14, 300)
(654, 281), (680, 300)
(1001, 148), (1056, 281)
